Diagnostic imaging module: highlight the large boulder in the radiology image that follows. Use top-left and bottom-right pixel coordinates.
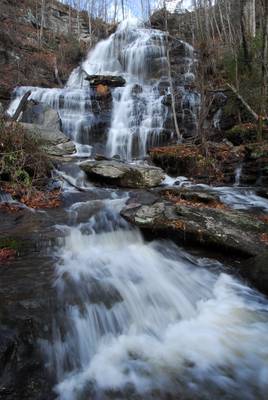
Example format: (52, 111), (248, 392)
(19, 100), (61, 130)
(80, 160), (165, 188)
(121, 200), (268, 257)
(20, 123), (76, 157)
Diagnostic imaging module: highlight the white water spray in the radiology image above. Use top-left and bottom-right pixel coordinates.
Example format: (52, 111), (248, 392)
(44, 202), (268, 400)
(80, 17), (169, 159)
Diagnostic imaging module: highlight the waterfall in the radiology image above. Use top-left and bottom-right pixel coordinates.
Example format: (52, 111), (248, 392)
(0, 189), (14, 203)
(7, 86), (94, 143)
(7, 17), (203, 159)
(44, 200), (268, 400)
(80, 17), (170, 160)
(8, 18), (198, 160)
(4, 16), (268, 400)
(234, 164), (243, 187)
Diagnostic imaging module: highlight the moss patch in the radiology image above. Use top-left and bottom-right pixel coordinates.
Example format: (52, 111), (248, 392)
(226, 124), (268, 145)
(0, 238), (21, 251)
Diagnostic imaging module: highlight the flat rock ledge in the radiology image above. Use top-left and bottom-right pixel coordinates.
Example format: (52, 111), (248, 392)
(80, 160), (165, 188)
(85, 74), (126, 87)
(121, 200), (268, 257)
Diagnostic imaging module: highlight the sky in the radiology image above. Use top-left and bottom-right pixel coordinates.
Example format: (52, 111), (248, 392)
(60, 1), (193, 19)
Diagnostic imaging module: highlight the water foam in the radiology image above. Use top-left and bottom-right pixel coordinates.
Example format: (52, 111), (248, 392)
(46, 204), (268, 400)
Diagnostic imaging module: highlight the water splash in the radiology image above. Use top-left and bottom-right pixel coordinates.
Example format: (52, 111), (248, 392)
(45, 203), (268, 400)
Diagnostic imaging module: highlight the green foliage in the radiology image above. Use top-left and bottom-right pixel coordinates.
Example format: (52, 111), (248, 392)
(0, 238), (21, 251)
(222, 52), (237, 83)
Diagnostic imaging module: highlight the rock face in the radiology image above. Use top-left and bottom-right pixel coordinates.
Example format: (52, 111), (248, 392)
(150, 141), (268, 187)
(11, 99), (76, 157)
(149, 143), (245, 184)
(80, 160), (165, 188)
(21, 123), (75, 157)
(240, 143), (268, 186)
(0, 0), (112, 105)
(121, 199), (268, 257)
(239, 252), (268, 295)
(20, 100), (61, 130)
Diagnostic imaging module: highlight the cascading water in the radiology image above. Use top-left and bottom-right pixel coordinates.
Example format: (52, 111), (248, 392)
(7, 85), (94, 144)
(74, 17), (170, 160)
(7, 18), (186, 159)
(5, 18), (268, 400)
(44, 199), (268, 400)
(178, 41), (200, 136)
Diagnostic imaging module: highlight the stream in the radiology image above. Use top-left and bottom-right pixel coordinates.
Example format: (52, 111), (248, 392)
(1, 17), (268, 400)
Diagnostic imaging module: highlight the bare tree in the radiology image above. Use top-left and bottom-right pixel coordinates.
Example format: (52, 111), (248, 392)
(163, 1), (182, 141)
(259, 0), (268, 137)
(76, 0), (81, 38)
(39, 0), (46, 46)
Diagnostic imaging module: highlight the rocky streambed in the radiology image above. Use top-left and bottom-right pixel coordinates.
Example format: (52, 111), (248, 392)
(1, 154), (268, 399)
(1, 16), (268, 400)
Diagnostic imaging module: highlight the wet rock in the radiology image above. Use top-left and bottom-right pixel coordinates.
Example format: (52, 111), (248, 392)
(87, 86), (113, 145)
(0, 318), (55, 400)
(20, 123), (76, 157)
(158, 80), (170, 96)
(85, 74), (126, 87)
(121, 201), (268, 257)
(240, 142), (268, 186)
(149, 144), (200, 177)
(20, 100), (61, 131)
(131, 84), (143, 96)
(161, 187), (221, 205)
(127, 190), (160, 206)
(162, 93), (172, 106)
(239, 252), (268, 295)
(95, 153), (109, 161)
(256, 188), (268, 199)
(0, 327), (16, 372)
(80, 160), (165, 188)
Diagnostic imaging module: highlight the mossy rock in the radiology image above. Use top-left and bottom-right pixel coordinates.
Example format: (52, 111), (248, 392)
(0, 238), (21, 251)
(226, 122), (268, 146)
(226, 124), (258, 145)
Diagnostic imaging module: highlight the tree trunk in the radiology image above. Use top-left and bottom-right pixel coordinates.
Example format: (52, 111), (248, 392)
(68, 1), (72, 34)
(77, 0), (81, 39)
(11, 91), (31, 121)
(39, 0), (46, 47)
(240, 0), (252, 69)
(261, 0), (268, 114)
(164, 1), (181, 141)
